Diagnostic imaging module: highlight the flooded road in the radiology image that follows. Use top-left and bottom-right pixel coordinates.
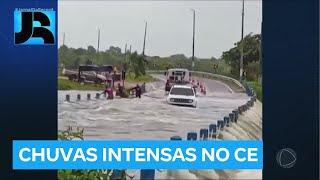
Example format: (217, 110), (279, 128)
(58, 75), (255, 140)
(58, 75), (262, 179)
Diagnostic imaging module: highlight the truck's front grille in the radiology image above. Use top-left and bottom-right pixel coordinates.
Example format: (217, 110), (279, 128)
(173, 98), (189, 103)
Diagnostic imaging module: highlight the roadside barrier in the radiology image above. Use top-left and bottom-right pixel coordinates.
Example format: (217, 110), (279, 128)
(140, 169), (155, 180)
(146, 70), (245, 91)
(64, 93), (106, 102)
(209, 124), (217, 139)
(110, 170), (123, 180)
(229, 113), (235, 123)
(224, 117), (230, 127)
(200, 129), (209, 140)
(238, 106), (243, 114)
(187, 132), (197, 140)
(217, 120), (224, 130)
(232, 109), (239, 122)
(170, 136), (182, 141)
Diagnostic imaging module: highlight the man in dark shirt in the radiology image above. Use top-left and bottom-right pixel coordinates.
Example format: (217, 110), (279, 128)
(131, 84), (141, 98)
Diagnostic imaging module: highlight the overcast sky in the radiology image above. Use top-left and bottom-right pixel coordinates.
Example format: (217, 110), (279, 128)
(58, 0), (262, 58)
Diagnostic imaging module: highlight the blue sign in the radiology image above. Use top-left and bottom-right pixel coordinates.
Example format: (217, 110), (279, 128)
(13, 140), (263, 169)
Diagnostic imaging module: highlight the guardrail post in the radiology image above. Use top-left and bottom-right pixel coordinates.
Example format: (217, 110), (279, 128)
(240, 105), (244, 112)
(65, 94), (70, 102)
(229, 113), (235, 123)
(246, 101), (250, 109)
(200, 129), (209, 140)
(77, 94), (81, 101)
(170, 136), (182, 140)
(87, 93), (91, 100)
(95, 93), (100, 99)
(250, 97), (255, 105)
(217, 120), (224, 130)
(140, 169), (155, 180)
(224, 117), (230, 127)
(187, 132), (197, 140)
(244, 104), (248, 111)
(232, 109), (239, 123)
(209, 124), (217, 139)
(249, 88), (254, 96)
(110, 170), (123, 180)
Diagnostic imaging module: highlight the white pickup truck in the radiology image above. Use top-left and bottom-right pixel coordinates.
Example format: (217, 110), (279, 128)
(166, 85), (197, 108)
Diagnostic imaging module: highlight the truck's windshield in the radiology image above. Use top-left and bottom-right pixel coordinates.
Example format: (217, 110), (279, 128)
(170, 88), (194, 96)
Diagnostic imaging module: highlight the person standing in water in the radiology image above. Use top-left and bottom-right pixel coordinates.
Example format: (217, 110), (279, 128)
(141, 82), (146, 94)
(103, 83), (114, 100)
(131, 84), (141, 98)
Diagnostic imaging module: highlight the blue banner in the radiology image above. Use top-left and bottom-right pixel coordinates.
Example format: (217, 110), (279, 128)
(13, 140), (263, 169)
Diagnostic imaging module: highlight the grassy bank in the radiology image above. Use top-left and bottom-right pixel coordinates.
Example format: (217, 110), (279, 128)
(123, 73), (155, 83)
(58, 74), (155, 91)
(58, 78), (104, 91)
(247, 81), (262, 102)
(58, 129), (113, 179)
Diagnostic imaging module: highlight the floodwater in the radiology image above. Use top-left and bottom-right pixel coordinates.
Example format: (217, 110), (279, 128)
(58, 75), (255, 140)
(58, 75), (262, 179)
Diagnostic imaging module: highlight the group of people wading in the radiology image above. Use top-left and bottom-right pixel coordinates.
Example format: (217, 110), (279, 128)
(102, 82), (146, 100)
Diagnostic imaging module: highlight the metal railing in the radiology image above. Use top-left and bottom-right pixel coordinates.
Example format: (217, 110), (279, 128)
(146, 70), (245, 91)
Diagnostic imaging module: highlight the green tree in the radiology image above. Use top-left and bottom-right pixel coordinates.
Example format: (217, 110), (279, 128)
(129, 52), (146, 77)
(221, 33), (261, 79)
(87, 45), (96, 54)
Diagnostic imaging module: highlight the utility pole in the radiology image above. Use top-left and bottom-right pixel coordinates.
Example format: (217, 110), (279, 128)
(191, 9), (195, 70)
(124, 43), (127, 61)
(97, 28), (100, 53)
(142, 22), (147, 57)
(123, 43), (128, 87)
(240, 0), (245, 80)
(63, 32), (65, 46)
(129, 45), (132, 54)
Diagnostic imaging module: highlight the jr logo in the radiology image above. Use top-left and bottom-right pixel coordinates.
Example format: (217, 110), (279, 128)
(14, 10), (55, 45)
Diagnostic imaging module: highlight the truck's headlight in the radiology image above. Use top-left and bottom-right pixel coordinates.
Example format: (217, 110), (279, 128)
(188, 99), (193, 103)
